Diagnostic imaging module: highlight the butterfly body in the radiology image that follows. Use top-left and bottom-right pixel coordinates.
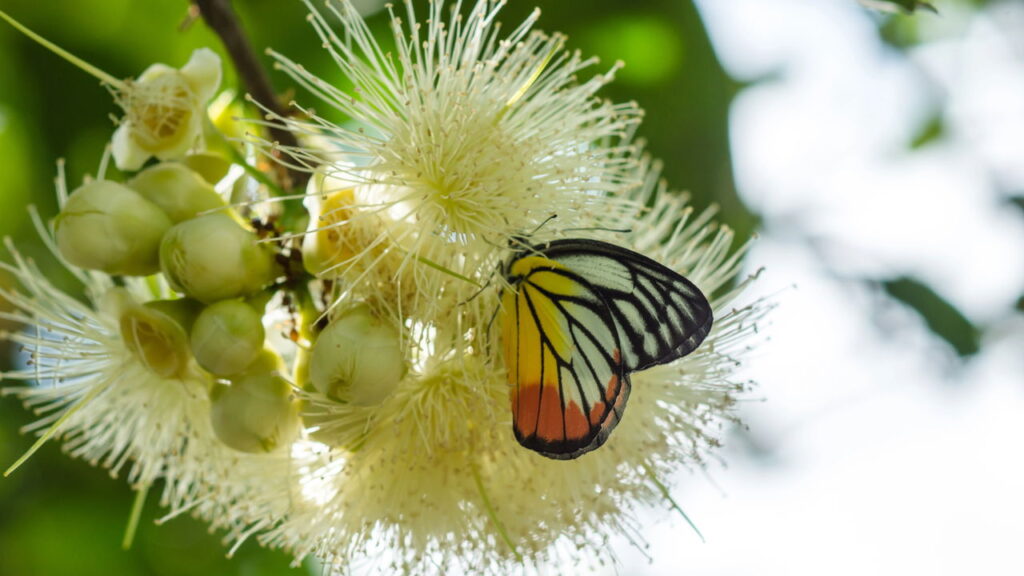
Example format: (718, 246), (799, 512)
(501, 238), (713, 460)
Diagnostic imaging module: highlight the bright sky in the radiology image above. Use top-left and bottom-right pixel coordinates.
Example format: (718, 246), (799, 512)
(606, 1), (1024, 574)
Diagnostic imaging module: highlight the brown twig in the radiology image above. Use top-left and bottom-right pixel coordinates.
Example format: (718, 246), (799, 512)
(194, 0), (309, 192)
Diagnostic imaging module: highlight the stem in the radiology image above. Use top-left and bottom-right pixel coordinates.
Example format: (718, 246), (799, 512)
(0, 9), (125, 89)
(122, 484), (150, 550)
(4, 384), (106, 477)
(194, 0), (310, 193)
(643, 463), (706, 543)
(504, 37), (562, 110)
(409, 253), (483, 288)
(470, 459), (523, 563)
(291, 287), (318, 388)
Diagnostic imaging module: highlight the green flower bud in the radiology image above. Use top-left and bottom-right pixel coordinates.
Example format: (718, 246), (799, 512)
(309, 305), (405, 406)
(118, 299), (192, 379)
(99, 286), (136, 319)
(210, 358), (299, 453)
(245, 347), (287, 375)
(159, 213), (277, 303)
(128, 163), (226, 223)
(55, 180), (172, 275)
(182, 153), (232, 185)
(143, 297), (203, 333)
(190, 299), (265, 376)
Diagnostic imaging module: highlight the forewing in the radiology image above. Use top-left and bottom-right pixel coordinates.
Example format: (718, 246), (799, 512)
(502, 258), (630, 460)
(542, 239), (714, 372)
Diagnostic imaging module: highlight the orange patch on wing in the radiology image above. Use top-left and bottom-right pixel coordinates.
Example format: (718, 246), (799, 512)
(511, 384), (520, 422)
(588, 400), (607, 427)
(513, 384), (539, 437)
(605, 372), (621, 403)
(513, 383), (565, 443)
(535, 383), (565, 443)
(564, 401), (590, 441)
(590, 350), (624, 428)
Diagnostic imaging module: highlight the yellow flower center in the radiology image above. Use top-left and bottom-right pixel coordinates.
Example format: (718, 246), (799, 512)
(124, 73), (194, 151)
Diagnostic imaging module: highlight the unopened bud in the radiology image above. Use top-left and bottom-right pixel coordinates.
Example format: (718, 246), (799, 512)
(309, 305), (405, 406)
(55, 180), (172, 275)
(159, 212), (277, 303)
(128, 163), (225, 223)
(190, 299), (265, 376)
(143, 297), (203, 333)
(210, 352), (299, 453)
(116, 298), (192, 379)
(182, 153), (232, 186)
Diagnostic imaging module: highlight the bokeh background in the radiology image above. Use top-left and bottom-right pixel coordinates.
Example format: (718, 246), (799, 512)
(1, 0), (1022, 574)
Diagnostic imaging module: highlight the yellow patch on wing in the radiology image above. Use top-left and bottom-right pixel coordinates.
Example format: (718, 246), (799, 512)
(503, 254), (590, 444)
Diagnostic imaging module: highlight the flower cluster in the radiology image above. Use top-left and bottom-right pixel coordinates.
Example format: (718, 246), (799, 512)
(0, 2), (767, 574)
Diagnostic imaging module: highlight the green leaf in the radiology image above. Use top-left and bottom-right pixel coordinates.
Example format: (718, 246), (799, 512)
(910, 113), (945, 149)
(859, 0), (939, 14)
(1009, 196), (1024, 216)
(882, 277), (980, 357)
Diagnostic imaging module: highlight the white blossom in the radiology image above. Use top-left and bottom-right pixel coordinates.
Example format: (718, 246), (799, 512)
(112, 48), (222, 171)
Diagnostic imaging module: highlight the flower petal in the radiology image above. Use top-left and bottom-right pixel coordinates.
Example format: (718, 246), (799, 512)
(180, 48), (222, 104)
(136, 62), (176, 84)
(111, 124), (151, 172)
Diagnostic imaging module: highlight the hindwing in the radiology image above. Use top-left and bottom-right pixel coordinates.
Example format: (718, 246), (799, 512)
(502, 257), (629, 460)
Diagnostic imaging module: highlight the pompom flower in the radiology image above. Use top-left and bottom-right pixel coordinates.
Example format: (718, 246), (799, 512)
(246, 153), (767, 574)
(262, 0), (642, 319)
(112, 48), (222, 171)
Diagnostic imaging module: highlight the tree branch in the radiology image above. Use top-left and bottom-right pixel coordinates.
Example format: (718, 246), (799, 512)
(194, 0), (309, 192)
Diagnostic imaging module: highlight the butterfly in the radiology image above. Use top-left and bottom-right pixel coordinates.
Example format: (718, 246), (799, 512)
(501, 238), (713, 460)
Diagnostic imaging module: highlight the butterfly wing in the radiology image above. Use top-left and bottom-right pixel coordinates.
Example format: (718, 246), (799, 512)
(502, 255), (630, 460)
(539, 239), (714, 372)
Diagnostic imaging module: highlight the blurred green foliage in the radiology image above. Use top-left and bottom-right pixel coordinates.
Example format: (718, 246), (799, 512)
(908, 112), (945, 150)
(883, 277), (981, 357)
(861, 0), (937, 14)
(0, 0), (992, 574)
(0, 395), (314, 575)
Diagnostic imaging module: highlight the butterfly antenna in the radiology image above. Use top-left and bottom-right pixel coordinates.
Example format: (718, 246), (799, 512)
(507, 213), (559, 250)
(560, 225), (633, 236)
(530, 213), (559, 237)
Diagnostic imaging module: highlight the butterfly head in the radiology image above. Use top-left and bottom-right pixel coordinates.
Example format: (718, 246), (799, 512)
(502, 235), (555, 283)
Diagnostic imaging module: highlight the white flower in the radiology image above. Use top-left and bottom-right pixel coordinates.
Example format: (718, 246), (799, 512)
(262, 0), (641, 311)
(243, 158), (768, 574)
(0, 235), (201, 489)
(112, 48), (222, 171)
